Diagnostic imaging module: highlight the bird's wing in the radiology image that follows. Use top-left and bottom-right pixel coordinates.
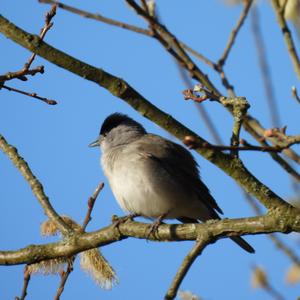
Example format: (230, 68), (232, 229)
(135, 134), (223, 215)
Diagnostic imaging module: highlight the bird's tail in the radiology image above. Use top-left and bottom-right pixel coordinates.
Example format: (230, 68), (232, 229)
(230, 236), (255, 253)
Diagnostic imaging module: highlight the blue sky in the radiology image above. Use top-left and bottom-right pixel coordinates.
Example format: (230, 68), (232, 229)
(1, 1), (300, 299)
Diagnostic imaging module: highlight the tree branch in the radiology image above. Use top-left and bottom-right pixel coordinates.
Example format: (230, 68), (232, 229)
(16, 266), (31, 300)
(165, 238), (209, 300)
(1, 84), (57, 105)
(251, 6), (281, 127)
(53, 182), (105, 299)
(0, 134), (72, 235)
(1, 213), (300, 266)
(271, 0), (300, 81)
(218, 0), (254, 67)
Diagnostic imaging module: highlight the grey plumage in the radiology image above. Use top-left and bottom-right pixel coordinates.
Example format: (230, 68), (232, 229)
(90, 113), (254, 253)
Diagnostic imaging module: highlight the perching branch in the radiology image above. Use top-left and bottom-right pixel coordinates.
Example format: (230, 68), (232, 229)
(1, 212), (300, 266)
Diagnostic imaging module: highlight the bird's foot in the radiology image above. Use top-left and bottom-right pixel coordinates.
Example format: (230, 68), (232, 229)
(146, 214), (166, 239)
(112, 214), (139, 228)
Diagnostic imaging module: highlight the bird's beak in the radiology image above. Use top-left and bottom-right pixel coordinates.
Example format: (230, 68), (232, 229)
(89, 139), (100, 147)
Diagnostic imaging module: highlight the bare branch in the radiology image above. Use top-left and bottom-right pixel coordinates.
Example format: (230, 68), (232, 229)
(24, 4), (57, 71)
(165, 238), (209, 300)
(0, 5), (56, 84)
(0, 66), (44, 83)
(16, 266), (31, 300)
(53, 182), (105, 299)
(244, 115), (300, 165)
(218, 0), (254, 67)
(251, 265), (285, 300)
(251, 6), (281, 127)
(221, 97), (250, 153)
(39, 0), (217, 69)
(183, 136), (291, 153)
(245, 193), (300, 266)
(292, 86), (300, 104)
(176, 64), (222, 144)
(39, 0), (152, 36)
(1, 85), (57, 105)
(271, 0), (300, 81)
(0, 134), (71, 235)
(82, 183), (105, 230)
(1, 213), (300, 266)
(125, 0), (218, 92)
(53, 262), (73, 300)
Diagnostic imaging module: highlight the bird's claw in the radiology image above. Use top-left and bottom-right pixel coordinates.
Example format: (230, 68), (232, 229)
(112, 214), (138, 228)
(146, 214), (166, 239)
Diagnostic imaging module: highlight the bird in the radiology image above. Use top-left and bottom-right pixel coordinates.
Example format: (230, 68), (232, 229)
(89, 113), (254, 253)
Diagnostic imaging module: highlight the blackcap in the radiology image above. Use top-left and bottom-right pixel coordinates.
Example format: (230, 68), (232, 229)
(90, 113), (254, 253)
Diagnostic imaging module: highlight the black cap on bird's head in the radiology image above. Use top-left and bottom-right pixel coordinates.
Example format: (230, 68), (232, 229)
(100, 113), (146, 136)
(89, 113), (146, 147)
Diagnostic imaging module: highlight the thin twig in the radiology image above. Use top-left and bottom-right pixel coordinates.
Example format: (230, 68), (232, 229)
(244, 115), (300, 165)
(24, 4), (57, 71)
(184, 87), (250, 155)
(179, 41), (215, 68)
(125, 0), (218, 92)
(265, 285), (285, 300)
(0, 5), (56, 84)
(280, 0), (289, 16)
(183, 136), (290, 153)
(2, 85), (57, 105)
(177, 65), (223, 144)
(271, 0), (300, 81)
(251, 265), (285, 300)
(39, 0), (216, 68)
(82, 183), (105, 230)
(262, 128), (300, 149)
(53, 183), (104, 299)
(164, 238), (210, 300)
(39, 0), (152, 36)
(245, 193), (300, 265)
(16, 266), (31, 300)
(218, 0), (254, 67)
(140, 0), (149, 14)
(53, 262), (73, 300)
(292, 86), (300, 104)
(0, 66), (44, 83)
(0, 134), (71, 235)
(251, 6), (281, 127)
